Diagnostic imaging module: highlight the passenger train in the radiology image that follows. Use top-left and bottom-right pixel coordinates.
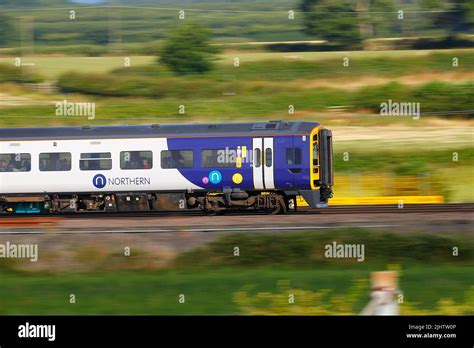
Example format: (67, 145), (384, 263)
(0, 121), (333, 215)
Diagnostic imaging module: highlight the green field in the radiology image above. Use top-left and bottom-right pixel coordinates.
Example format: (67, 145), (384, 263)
(0, 56), (155, 79)
(0, 49), (472, 128)
(1, 48), (472, 79)
(1, 229), (473, 315)
(1, 266), (473, 315)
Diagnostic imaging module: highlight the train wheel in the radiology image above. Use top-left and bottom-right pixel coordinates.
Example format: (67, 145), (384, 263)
(271, 196), (287, 215)
(270, 205), (281, 215)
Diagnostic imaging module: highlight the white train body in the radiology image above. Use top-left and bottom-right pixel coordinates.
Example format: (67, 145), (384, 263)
(0, 138), (201, 195)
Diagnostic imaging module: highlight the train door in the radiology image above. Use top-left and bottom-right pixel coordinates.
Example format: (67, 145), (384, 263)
(252, 137), (275, 190)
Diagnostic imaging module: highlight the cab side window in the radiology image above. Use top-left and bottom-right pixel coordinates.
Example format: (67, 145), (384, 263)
(286, 148), (302, 165)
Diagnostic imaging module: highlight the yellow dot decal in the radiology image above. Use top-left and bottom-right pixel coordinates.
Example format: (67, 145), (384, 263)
(232, 173), (243, 184)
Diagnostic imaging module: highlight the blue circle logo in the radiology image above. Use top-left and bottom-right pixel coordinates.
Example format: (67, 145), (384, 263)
(93, 174), (107, 189)
(208, 170), (222, 184)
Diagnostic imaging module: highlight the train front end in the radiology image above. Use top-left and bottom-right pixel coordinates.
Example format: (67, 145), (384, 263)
(298, 126), (334, 208)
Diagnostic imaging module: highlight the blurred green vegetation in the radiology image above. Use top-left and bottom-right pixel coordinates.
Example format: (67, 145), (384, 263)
(235, 279), (474, 315)
(173, 229), (474, 269)
(0, 266), (472, 314)
(0, 63), (44, 83)
(54, 77), (473, 114)
(0, 0), (309, 50)
(0, 0), (472, 54)
(0, 229), (472, 315)
(353, 81), (474, 112)
(78, 50), (474, 82)
(301, 0), (364, 49)
(159, 23), (219, 74)
(49, 51), (473, 115)
(1, 49), (472, 79)
(334, 147), (474, 175)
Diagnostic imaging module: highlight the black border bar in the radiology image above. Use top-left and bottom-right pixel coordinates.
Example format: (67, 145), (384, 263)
(0, 316), (473, 346)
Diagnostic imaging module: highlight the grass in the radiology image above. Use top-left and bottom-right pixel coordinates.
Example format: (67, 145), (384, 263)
(219, 48), (474, 62)
(2, 81), (472, 126)
(0, 229), (472, 315)
(0, 266), (472, 315)
(172, 229), (474, 269)
(0, 49), (472, 79)
(333, 147), (474, 175)
(0, 56), (155, 80)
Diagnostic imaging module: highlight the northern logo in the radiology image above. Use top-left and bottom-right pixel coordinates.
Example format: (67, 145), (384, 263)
(92, 174), (151, 188)
(208, 170), (222, 184)
(93, 174), (107, 189)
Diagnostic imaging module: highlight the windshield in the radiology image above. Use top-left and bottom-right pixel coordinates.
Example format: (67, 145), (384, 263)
(313, 143), (318, 166)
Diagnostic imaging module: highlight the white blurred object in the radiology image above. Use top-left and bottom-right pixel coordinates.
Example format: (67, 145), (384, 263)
(360, 271), (400, 315)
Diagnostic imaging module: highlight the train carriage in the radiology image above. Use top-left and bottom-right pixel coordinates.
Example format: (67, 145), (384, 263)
(0, 121), (333, 215)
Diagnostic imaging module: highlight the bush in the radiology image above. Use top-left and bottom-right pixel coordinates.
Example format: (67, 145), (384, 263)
(0, 14), (15, 47)
(413, 36), (474, 50)
(0, 64), (43, 83)
(353, 81), (474, 114)
(173, 229), (474, 269)
(159, 23), (219, 75)
(301, 0), (362, 50)
(57, 72), (170, 97)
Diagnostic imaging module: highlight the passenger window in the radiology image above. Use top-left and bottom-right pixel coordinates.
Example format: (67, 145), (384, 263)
(201, 149), (235, 168)
(80, 152), (112, 171)
(120, 151), (153, 170)
(254, 148), (261, 168)
(161, 150), (193, 169)
(265, 148), (272, 167)
(286, 148), (302, 165)
(39, 153), (71, 172)
(0, 153), (31, 172)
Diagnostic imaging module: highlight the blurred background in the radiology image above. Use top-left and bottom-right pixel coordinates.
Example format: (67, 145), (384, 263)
(0, 0), (472, 315)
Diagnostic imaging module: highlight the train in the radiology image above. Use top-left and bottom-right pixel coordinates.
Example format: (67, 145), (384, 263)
(0, 121), (333, 215)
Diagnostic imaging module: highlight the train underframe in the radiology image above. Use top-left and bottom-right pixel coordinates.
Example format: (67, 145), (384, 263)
(0, 190), (301, 215)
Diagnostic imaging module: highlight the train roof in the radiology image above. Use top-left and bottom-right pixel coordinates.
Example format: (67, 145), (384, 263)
(0, 121), (320, 141)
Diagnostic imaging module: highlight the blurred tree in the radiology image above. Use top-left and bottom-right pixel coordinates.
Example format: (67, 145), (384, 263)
(300, 0), (362, 48)
(160, 23), (218, 75)
(1, 0), (39, 6)
(433, 0), (474, 36)
(84, 27), (110, 45)
(368, 0), (399, 38)
(0, 14), (14, 47)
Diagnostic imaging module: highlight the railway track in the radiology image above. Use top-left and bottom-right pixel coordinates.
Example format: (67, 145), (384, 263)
(0, 203), (472, 226)
(298, 203), (474, 214)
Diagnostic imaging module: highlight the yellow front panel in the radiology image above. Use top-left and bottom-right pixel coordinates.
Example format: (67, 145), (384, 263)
(310, 126), (321, 190)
